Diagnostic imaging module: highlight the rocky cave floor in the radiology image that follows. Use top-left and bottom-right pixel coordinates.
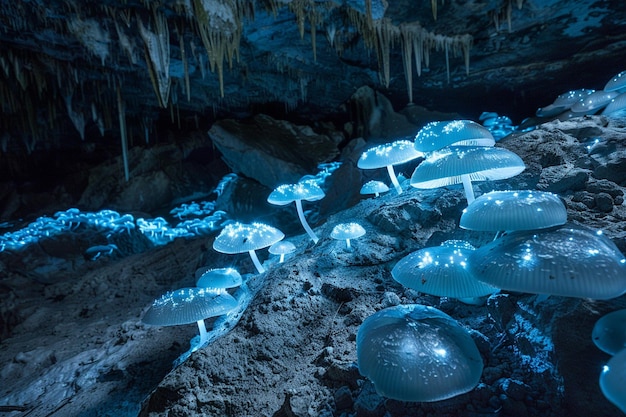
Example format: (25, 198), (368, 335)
(1, 115), (626, 416)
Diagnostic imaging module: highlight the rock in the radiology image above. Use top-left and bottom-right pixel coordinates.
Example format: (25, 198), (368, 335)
(208, 114), (340, 188)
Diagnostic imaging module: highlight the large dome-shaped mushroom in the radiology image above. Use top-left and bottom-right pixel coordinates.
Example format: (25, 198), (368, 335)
(356, 304), (483, 402)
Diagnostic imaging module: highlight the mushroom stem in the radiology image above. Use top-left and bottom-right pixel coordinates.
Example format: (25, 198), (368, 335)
(346, 238), (352, 249)
(248, 249), (265, 274)
(461, 174), (475, 204)
(279, 254), (285, 263)
(295, 199), (319, 243)
(386, 165), (402, 194)
(196, 319), (208, 347)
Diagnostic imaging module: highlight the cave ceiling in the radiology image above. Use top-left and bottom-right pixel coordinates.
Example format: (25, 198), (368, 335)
(1, 0), (625, 156)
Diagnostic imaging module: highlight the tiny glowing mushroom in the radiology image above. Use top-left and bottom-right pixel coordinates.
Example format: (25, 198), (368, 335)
(391, 240), (498, 302)
(600, 348), (626, 414)
(267, 179), (325, 243)
(592, 309), (626, 356)
(410, 146), (526, 205)
(469, 224), (626, 300)
(268, 240), (296, 263)
(360, 180), (390, 198)
(213, 222), (285, 274)
(460, 190), (567, 232)
(357, 304), (483, 402)
(142, 287), (238, 348)
(195, 267), (243, 289)
(357, 140), (424, 195)
(414, 119), (495, 154)
(330, 222), (366, 249)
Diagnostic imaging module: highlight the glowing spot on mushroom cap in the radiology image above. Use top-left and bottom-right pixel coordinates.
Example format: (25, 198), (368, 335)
(213, 222), (284, 254)
(600, 348), (626, 414)
(469, 224), (626, 300)
(330, 222), (366, 240)
(459, 190), (567, 232)
(592, 309), (626, 355)
(356, 304), (483, 402)
(392, 240), (498, 298)
(142, 287), (238, 326)
(357, 140), (424, 169)
(414, 120), (495, 153)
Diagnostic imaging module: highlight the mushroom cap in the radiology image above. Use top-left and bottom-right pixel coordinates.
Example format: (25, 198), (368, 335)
(356, 304), (483, 402)
(410, 146), (526, 189)
(602, 92), (626, 117)
(570, 90), (618, 114)
(414, 120), (495, 153)
(459, 190), (567, 232)
(469, 224), (626, 300)
(553, 88), (595, 107)
(392, 240), (498, 298)
(604, 70), (626, 93)
(330, 222), (366, 240)
(213, 222), (284, 254)
(142, 287), (238, 326)
(536, 89), (595, 117)
(267, 179), (325, 206)
(592, 309), (626, 355)
(360, 180), (390, 195)
(357, 140), (424, 170)
(600, 348), (626, 414)
(195, 267), (243, 289)
(268, 240), (296, 256)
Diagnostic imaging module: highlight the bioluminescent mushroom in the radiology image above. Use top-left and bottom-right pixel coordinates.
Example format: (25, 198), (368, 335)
(356, 304), (483, 402)
(469, 224), (626, 300)
(459, 190), (567, 232)
(570, 90), (619, 115)
(536, 89), (595, 117)
(330, 222), (366, 249)
(602, 92), (626, 117)
(267, 179), (325, 244)
(213, 222), (284, 274)
(360, 180), (390, 198)
(413, 119), (495, 153)
(410, 146), (526, 205)
(195, 267), (243, 289)
(592, 309), (626, 356)
(142, 287), (238, 348)
(268, 240), (296, 263)
(600, 348), (626, 414)
(392, 240), (498, 300)
(604, 70), (626, 93)
(357, 140), (424, 195)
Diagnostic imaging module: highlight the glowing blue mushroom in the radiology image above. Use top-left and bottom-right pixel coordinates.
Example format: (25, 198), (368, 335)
(357, 304), (483, 402)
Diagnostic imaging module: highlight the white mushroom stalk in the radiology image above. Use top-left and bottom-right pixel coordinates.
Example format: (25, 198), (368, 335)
(267, 180), (325, 244)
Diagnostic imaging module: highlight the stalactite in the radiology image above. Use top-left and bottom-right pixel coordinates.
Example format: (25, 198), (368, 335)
(116, 84), (130, 182)
(64, 92), (86, 140)
(192, 0), (243, 98)
(115, 19), (138, 64)
(139, 8), (171, 107)
(177, 24), (191, 102)
(374, 18), (399, 88)
(400, 23), (415, 103)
